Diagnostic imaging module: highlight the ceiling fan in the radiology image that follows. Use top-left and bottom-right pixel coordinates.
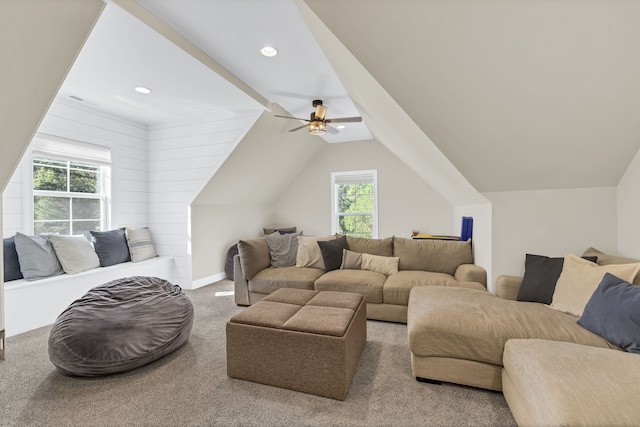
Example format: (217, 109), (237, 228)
(275, 99), (362, 136)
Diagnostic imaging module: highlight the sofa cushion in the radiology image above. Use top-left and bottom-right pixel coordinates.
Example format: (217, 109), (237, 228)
(314, 269), (385, 303)
(345, 236), (393, 257)
(317, 235), (348, 271)
(393, 237), (472, 275)
(264, 231), (301, 268)
(583, 247), (640, 284)
(248, 266), (324, 294)
(407, 287), (618, 367)
(503, 339), (639, 427)
(238, 238), (271, 280)
(549, 253), (640, 316)
(14, 232), (64, 281)
(295, 235), (335, 269)
(517, 254), (597, 304)
(383, 270), (485, 305)
(49, 234), (100, 275)
(578, 273), (640, 354)
(3, 236), (23, 282)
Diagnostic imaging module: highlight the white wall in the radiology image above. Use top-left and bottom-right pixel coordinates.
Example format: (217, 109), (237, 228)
(454, 203), (492, 290)
(147, 112), (261, 288)
(617, 147), (640, 259)
(273, 139), (453, 238)
(484, 187), (618, 286)
(3, 99), (151, 237)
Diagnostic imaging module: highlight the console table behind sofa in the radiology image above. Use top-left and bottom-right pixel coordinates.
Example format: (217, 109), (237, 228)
(4, 256), (174, 337)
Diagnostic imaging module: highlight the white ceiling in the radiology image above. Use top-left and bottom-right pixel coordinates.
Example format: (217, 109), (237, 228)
(59, 0), (371, 142)
(58, 0), (640, 193)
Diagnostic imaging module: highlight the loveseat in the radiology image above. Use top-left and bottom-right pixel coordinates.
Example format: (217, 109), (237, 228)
(407, 248), (640, 426)
(234, 235), (487, 323)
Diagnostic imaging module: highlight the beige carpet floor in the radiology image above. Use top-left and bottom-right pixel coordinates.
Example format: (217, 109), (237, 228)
(0, 279), (516, 426)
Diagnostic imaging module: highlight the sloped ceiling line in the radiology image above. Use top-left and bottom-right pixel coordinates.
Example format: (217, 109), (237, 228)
(296, 0), (487, 206)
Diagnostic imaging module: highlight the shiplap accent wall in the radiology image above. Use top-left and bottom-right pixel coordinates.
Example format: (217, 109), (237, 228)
(2, 99), (150, 238)
(147, 112), (261, 288)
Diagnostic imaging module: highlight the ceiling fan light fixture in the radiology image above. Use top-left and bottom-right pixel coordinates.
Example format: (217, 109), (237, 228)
(336, 125), (346, 129)
(260, 46), (278, 57)
(308, 120), (326, 136)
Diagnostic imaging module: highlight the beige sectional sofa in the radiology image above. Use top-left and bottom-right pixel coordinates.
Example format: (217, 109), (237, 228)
(234, 235), (487, 323)
(408, 249), (640, 426)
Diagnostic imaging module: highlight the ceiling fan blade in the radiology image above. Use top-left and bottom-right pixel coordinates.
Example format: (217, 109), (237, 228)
(326, 125), (339, 135)
(325, 116), (362, 124)
(288, 124), (308, 132)
(275, 114), (310, 121)
(315, 105), (327, 121)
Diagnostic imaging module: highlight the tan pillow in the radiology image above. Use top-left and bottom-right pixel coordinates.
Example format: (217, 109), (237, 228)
(340, 249), (362, 269)
(582, 247), (640, 285)
(295, 235), (334, 269)
(549, 253), (640, 316)
(237, 238), (271, 280)
(362, 253), (399, 276)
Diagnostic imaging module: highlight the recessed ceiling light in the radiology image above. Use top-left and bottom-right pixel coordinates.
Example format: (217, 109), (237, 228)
(336, 125), (346, 129)
(260, 46), (278, 57)
(134, 86), (152, 94)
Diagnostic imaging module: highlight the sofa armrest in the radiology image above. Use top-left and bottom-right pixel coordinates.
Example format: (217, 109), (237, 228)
(495, 275), (523, 300)
(454, 264), (487, 288)
(234, 255), (250, 306)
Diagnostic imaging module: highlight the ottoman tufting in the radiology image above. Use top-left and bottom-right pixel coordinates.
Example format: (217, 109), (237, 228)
(48, 276), (194, 377)
(226, 288), (366, 400)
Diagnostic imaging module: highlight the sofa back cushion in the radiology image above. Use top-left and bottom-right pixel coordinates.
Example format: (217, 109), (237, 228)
(345, 236), (393, 257)
(393, 237), (473, 275)
(237, 238), (271, 280)
(583, 247), (640, 284)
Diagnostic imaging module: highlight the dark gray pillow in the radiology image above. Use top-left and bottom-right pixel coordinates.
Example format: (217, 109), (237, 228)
(578, 273), (640, 354)
(3, 236), (23, 281)
(90, 228), (131, 267)
(14, 232), (64, 281)
(318, 235), (349, 271)
(517, 254), (597, 304)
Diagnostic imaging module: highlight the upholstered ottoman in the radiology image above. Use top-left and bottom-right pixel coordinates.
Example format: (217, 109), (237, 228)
(226, 288), (366, 400)
(48, 276), (194, 377)
(503, 339), (640, 426)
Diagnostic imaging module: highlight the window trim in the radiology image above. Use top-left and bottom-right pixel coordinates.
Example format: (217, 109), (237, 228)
(331, 169), (378, 238)
(27, 134), (111, 236)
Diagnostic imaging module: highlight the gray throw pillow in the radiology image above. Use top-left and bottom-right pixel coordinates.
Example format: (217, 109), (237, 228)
(14, 232), (64, 281)
(578, 273), (640, 354)
(264, 231), (302, 268)
(90, 228), (131, 267)
(3, 236), (24, 281)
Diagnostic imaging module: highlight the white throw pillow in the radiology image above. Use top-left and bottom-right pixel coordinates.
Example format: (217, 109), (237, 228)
(549, 253), (640, 316)
(126, 227), (158, 263)
(49, 234), (100, 275)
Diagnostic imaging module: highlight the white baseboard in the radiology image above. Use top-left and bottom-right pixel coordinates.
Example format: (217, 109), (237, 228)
(191, 272), (227, 289)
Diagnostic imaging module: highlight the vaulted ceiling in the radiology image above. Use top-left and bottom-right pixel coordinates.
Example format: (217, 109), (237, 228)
(59, 0), (640, 194)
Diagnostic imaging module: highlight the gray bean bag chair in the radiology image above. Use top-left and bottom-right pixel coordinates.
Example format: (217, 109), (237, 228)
(48, 276), (194, 377)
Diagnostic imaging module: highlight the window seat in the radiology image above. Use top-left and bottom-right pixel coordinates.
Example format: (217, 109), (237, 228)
(4, 256), (174, 337)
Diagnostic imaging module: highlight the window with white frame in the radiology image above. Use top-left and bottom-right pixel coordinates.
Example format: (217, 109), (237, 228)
(331, 170), (378, 238)
(31, 134), (111, 235)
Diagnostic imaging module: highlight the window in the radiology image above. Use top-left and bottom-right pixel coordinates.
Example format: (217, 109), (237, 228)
(331, 170), (378, 238)
(31, 134), (111, 235)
